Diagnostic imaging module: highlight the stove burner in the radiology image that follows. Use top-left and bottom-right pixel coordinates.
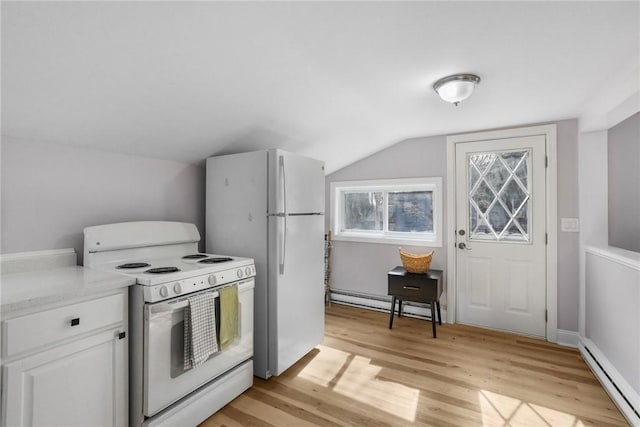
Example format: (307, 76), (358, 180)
(145, 267), (181, 274)
(182, 254), (209, 259)
(117, 262), (151, 269)
(198, 257), (233, 264)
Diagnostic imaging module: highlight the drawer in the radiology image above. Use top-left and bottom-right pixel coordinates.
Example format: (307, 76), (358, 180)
(388, 277), (437, 301)
(2, 292), (124, 358)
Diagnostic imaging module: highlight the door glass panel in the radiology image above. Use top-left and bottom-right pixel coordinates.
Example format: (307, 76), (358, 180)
(488, 203), (509, 234)
(515, 154), (529, 187)
(502, 179), (527, 214)
(484, 158), (510, 194)
(470, 166), (480, 189)
(502, 152), (523, 170)
(470, 205), (478, 232)
(471, 180), (495, 213)
(468, 150), (531, 242)
(471, 153), (494, 175)
(515, 200), (529, 234)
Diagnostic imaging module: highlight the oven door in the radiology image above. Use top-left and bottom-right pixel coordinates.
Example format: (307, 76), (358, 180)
(143, 278), (254, 417)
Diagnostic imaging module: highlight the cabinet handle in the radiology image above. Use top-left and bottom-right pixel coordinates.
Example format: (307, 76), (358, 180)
(403, 286), (420, 290)
(118, 331), (126, 340)
(70, 317), (80, 327)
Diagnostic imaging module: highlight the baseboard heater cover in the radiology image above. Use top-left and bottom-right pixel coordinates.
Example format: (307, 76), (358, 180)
(580, 342), (640, 425)
(329, 289), (444, 322)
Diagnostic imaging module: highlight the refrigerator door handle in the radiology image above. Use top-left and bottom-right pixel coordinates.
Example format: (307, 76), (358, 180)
(279, 156), (287, 274)
(279, 155), (287, 215)
(280, 215), (287, 275)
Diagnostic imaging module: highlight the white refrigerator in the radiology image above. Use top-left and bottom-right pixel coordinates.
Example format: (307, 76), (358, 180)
(205, 149), (325, 379)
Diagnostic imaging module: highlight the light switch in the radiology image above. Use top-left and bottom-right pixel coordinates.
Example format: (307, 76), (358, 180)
(561, 218), (580, 232)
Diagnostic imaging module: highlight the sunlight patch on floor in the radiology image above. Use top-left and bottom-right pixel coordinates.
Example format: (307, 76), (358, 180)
(334, 355), (420, 422)
(479, 389), (586, 427)
(298, 345), (419, 422)
(298, 345), (350, 387)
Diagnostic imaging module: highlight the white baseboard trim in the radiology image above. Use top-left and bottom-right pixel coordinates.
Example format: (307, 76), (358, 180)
(556, 329), (579, 348)
(579, 337), (640, 425)
(329, 289), (446, 322)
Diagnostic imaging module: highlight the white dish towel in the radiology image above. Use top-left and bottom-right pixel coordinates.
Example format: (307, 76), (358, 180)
(184, 291), (218, 370)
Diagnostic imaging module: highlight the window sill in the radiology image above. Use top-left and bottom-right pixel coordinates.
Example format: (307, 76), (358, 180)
(333, 234), (443, 248)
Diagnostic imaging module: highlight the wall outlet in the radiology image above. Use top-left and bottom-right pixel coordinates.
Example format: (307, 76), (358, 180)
(561, 218), (580, 232)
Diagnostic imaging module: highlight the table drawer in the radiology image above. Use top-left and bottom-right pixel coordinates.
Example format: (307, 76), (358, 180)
(2, 292), (124, 357)
(388, 278), (436, 300)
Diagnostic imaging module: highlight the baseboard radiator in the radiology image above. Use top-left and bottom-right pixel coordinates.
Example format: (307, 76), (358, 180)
(581, 246), (640, 425)
(329, 289), (445, 322)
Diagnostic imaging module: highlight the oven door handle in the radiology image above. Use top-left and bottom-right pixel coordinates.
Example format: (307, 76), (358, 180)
(148, 290), (220, 314)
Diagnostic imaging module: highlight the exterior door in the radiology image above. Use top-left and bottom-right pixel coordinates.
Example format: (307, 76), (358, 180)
(455, 135), (547, 337)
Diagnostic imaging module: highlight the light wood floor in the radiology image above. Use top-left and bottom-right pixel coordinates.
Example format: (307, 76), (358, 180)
(201, 304), (628, 426)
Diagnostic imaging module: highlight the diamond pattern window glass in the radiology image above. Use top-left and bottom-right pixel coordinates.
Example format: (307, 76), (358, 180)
(468, 150), (531, 242)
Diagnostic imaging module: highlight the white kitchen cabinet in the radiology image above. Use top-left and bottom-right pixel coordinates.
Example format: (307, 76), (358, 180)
(1, 249), (133, 427)
(2, 325), (127, 427)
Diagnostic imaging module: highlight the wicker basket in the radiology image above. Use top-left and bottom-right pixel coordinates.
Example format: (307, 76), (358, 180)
(399, 248), (434, 273)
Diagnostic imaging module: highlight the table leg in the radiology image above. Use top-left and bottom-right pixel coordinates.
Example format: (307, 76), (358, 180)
(436, 300), (442, 325)
(430, 301), (437, 338)
(389, 296), (396, 329)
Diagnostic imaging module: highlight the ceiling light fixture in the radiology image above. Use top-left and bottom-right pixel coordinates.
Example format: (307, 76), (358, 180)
(433, 73), (481, 106)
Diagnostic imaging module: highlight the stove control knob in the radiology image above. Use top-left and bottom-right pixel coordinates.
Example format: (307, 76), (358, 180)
(173, 283), (182, 294)
(159, 286), (169, 298)
(237, 269), (244, 279)
(208, 274), (217, 285)
(245, 266), (253, 276)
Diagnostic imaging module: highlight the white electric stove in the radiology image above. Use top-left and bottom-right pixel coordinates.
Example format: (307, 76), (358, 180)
(83, 221), (255, 427)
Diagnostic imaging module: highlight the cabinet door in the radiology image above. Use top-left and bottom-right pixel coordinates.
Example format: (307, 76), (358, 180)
(2, 328), (126, 427)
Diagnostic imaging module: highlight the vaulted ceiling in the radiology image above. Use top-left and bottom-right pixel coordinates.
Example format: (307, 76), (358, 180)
(2, 1), (638, 173)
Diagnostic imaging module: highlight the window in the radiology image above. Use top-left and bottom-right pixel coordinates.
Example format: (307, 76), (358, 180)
(330, 177), (443, 246)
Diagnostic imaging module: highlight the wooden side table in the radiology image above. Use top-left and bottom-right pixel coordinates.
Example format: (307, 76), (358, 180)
(387, 266), (443, 338)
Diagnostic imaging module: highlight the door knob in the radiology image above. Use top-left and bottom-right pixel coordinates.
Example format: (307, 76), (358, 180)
(458, 242), (471, 250)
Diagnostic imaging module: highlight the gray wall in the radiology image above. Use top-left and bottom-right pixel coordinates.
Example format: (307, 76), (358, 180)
(325, 135), (449, 303)
(1, 138), (205, 263)
(326, 119), (581, 332)
(556, 120), (580, 332)
(608, 112), (640, 252)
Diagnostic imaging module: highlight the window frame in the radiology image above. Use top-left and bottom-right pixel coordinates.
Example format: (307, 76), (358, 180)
(330, 177), (443, 247)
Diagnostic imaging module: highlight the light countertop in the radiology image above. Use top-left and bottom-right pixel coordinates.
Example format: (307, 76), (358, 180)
(1, 266), (135, 315)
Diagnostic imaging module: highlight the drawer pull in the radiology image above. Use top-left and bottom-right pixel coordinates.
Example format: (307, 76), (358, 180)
(70, 317), (80, 327)
(403, 286), (420, 291)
